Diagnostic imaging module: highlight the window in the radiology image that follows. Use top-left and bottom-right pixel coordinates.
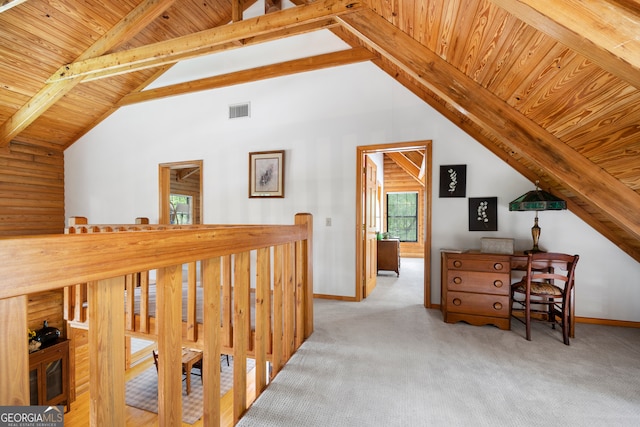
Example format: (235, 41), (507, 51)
(169, 194), (192, 224)
(387, 192), (418, 242)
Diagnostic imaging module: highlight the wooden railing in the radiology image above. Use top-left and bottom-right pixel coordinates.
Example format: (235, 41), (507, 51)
(0, 213), (313, 426)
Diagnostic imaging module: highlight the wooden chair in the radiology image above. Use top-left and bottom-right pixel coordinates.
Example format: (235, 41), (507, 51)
(152, 350), (187, 382)
(511, 252), (579, 345)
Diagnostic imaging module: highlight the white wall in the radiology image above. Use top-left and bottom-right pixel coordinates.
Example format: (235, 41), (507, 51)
(65, 32), (640, 322)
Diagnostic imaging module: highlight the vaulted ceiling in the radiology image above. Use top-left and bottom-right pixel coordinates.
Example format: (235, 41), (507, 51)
(0, 0), (639, 261)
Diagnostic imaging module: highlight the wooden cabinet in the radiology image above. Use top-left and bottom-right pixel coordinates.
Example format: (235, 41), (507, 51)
(29, 339), (69, 411)
(441, 251), (511, 330)
(377, 239), (400, 276)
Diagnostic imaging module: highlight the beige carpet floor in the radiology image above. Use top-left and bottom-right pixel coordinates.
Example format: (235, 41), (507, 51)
(237, 258), (640, 426)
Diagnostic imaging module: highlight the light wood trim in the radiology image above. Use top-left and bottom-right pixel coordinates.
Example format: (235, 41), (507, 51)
(340, 9), (640, 242)
(491, 0), (640, 89)
(0, 295), (29, 405)
(158, 165), (171, 225)
(118, 48), (376, 105)
(0, 0), (178, 147)
(88, 277), (126, 426)
(423, 143), (433, 308)
(356, 141), (432, 306)
(48, 0), (363, 83)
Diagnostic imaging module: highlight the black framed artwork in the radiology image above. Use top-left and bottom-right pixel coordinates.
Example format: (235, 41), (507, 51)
(469, 197), (498, 231)
(439, 165), (466, 198)
(248, 150), (285, 198)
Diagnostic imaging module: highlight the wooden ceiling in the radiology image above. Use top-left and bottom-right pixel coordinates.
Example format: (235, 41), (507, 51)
(0, 0), (639, 261)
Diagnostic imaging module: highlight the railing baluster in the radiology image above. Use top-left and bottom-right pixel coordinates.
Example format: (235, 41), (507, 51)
(283, 242), (295, 361)
(88, 277), (125, 426)
(202, 256), (222, 426)
(255, 247), (270, 396)
(1, 213), (313, 426)
(0, 295), (29, 405)
(186, 261), (198, 342)
(271, 244), (284, 378)
(156, 264), (184, 427)
(233, 251), (250, 423)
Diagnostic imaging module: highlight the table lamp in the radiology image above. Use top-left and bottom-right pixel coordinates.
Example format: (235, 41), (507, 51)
(509, 181), (567, 253)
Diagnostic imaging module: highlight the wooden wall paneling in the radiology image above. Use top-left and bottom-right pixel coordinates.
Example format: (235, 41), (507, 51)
(27, 290), (65, 336)
(0, 142), (64, 236)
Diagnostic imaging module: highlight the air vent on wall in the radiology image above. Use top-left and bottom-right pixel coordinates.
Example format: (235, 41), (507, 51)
(229, 102), (250, 119)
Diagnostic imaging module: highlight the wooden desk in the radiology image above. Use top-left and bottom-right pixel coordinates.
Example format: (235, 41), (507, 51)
(441, 250), (575, 337)
(182, 349), (202, 395)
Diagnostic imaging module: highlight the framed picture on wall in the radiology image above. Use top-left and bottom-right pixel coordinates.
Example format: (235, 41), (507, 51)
(249, 150), (285, 198)
(439, 165), (466, 197)
(469, 197), (498, 231)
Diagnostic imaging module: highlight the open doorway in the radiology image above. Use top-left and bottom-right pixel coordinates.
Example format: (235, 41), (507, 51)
(355, 142), (432, 308)
(158, 160), (203, 225)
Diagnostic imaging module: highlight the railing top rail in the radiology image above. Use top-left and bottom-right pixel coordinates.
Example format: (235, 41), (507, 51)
(0, 223), (308, 300)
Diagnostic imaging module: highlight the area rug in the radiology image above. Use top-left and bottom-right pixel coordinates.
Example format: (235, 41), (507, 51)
(125, 357), (255, 424)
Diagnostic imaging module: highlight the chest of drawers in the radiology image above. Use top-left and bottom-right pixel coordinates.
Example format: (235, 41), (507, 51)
(441, 251), (511, 330)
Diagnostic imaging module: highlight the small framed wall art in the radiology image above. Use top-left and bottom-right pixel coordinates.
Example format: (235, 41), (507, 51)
(469, 197), (498, 231)
(249, 150), (285, 198)
(439, 164), (466, 198)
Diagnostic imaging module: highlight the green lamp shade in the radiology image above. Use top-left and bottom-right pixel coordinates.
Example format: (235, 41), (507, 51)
(509, 189), (567, 211)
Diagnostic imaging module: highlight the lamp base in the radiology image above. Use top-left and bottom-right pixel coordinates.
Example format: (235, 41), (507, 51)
(524, 247), (546, 255)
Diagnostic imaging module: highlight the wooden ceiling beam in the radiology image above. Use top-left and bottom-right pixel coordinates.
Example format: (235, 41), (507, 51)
(490, 0), (640, 89)
(337, 8), (640, 241)
(47, 0), (363, 83)
(118, 48), (375, 106)
(386, 152), (424, 187)
(0, 0), (27, 14)
(0, 0), (178, 147)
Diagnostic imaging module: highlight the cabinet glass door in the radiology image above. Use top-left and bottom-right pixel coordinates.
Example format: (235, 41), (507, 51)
(45, 359), (63, 401)
(29, 368), (38, 405)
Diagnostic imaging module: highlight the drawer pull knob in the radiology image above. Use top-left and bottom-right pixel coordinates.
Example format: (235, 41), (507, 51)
(493, 263), (503, 271)
(493, 280), (503, 288)
(453, 298), (462, 306)
(453, 277), (462, 284)
(493, 302), (503, 310)
(453, 260), (462, 268)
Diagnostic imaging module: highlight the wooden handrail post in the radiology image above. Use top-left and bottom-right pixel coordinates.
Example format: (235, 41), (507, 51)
(295, 213), (314, 338)
(88, 277), (125, 426)
(0, 295), (29, 405)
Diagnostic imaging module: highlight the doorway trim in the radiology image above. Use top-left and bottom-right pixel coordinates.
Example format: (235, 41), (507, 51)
(158, 160), (203, 225)
(355, 141), (432, 307)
